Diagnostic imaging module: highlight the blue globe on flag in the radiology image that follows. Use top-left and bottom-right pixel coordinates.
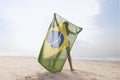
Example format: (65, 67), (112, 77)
(47, 30), (64, 48)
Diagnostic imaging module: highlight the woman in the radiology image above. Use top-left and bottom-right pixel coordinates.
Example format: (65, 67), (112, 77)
(64, 22), (82, 71)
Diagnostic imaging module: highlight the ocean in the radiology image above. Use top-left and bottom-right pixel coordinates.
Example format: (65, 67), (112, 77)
(72, 56), (120, 61)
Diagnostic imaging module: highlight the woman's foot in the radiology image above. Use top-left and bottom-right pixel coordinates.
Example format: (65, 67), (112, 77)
(70, 68), (75, 71)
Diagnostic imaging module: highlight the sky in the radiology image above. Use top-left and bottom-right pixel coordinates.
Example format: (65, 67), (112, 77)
(0, 0), (119, 57)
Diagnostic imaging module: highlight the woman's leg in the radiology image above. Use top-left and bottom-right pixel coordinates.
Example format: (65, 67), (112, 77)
(68, 53), (74, 71)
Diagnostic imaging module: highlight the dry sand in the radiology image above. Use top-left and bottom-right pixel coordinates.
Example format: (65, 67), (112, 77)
(0, 57), (119, 80)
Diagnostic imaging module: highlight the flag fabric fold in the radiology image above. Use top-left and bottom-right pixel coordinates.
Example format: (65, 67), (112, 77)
(38, 13), (82, 73)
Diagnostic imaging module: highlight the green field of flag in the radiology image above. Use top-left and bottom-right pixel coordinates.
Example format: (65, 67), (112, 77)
(38, 13), (82, 73)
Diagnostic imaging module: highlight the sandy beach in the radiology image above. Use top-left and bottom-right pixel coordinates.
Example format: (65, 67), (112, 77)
(0, 57), (119, 80)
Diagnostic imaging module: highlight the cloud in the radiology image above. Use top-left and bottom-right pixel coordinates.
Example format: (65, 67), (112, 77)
(0, 0), (101, 56)
(90, 0), (119, 56)
(71, 0), (119, 57)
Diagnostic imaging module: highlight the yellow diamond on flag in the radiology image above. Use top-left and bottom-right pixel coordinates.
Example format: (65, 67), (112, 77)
(44, 23), (69, 58)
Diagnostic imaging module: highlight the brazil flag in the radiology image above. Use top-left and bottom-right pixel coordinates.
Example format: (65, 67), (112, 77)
(38, 13), (82, 73)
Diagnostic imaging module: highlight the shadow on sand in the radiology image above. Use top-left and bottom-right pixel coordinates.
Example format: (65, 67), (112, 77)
(17, 71), (89, 80)
(16, 69), (102, 80)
